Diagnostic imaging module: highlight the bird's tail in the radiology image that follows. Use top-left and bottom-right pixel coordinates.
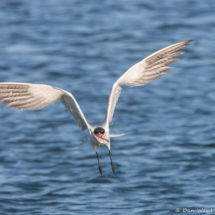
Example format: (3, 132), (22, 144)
(69, 138), (90, 150)
(109, 133), (128, 137)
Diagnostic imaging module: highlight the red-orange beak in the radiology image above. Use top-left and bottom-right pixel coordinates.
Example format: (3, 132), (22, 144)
(97, 133), (104, 138)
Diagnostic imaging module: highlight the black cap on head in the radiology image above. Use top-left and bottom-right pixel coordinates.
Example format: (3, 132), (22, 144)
(94, 127), (105, 135)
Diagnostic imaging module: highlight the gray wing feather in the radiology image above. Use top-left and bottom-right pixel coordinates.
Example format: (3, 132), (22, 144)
(60, 90), (88, 130)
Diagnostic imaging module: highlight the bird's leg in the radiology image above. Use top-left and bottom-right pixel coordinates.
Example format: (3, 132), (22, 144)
(109, 150), (115, 174)
(96, 152), (102, 176)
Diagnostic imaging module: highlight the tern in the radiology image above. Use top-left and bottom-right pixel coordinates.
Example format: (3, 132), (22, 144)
(0, 40), (192, 175)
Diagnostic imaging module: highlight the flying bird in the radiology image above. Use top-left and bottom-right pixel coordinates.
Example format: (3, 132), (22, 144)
(0, 40), (192, 175)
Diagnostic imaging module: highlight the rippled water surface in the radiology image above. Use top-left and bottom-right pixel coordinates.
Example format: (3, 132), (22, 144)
(0, 0), (215, 214)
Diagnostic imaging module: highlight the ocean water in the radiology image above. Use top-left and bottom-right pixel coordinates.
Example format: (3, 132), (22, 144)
(0, 0), (214, 214)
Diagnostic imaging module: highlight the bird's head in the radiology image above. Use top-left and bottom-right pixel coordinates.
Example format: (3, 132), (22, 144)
(94, 127), (105, 138)
(92, 127), (109, 148)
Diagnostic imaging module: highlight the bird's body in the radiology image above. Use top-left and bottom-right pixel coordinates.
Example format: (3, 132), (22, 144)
(0, 40), (192, 175)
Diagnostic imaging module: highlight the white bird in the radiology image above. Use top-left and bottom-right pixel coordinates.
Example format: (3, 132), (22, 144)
(0, 40), (192, 175)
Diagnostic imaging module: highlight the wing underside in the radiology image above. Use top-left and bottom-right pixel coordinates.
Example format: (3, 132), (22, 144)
(0, 83), (89, 130)
(105, 40), (192, 124)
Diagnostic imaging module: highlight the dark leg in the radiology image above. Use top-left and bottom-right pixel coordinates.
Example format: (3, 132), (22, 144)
(109, 150), (115, 174)
(96, 152), (102, 176)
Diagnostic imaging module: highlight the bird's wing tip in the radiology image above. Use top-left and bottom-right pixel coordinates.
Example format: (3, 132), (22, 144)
(186, 39), (193, 44)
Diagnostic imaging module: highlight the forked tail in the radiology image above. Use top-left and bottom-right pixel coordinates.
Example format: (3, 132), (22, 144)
(109, 133), (128, 137)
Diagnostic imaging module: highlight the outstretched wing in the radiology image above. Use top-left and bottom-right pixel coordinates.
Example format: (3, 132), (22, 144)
(0, 83), (89, 130)
(104, 40), (192, 124)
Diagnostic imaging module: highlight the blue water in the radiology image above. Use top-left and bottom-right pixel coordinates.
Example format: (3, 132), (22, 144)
(0, 0), (215, 214)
